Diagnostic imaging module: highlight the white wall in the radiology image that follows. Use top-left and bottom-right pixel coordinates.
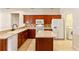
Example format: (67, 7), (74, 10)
(0, 11), (2, 30)
(0, 10), (11, 31)
(72, 9), (79, 50)
(23, 8), (60, 15)
(1, 12), (11, 31)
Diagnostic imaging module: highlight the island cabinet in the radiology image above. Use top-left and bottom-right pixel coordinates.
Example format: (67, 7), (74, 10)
(36, 38), (53, 51)
(28, 29), (36, 39)
(36, 31), (53, 51)
(18, 30), (28, 48)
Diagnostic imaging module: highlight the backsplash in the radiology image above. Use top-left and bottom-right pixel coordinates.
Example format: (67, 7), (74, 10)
(44, 24), (51, 28)
(25, 23), (51, 28)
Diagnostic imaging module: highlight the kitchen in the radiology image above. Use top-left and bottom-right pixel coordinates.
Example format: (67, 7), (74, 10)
(0, 8), (75, 51)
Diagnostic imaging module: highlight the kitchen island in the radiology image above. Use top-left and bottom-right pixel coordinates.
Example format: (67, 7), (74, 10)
(36, 31), (55, 51)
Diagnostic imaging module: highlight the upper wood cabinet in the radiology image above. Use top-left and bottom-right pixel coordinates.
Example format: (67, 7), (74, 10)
(44, 15), (51, 24)
(23, 15), (61, 24)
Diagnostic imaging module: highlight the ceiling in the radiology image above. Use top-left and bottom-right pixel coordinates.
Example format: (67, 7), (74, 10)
(0, 8), (60, 12)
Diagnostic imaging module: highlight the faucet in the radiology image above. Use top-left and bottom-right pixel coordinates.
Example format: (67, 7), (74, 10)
(12, 24), (18, 31)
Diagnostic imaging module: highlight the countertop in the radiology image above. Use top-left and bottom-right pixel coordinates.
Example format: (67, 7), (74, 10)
(0, 27), (28, 39)
(0, 26), (52, 39)
(36, 31), (56, 38)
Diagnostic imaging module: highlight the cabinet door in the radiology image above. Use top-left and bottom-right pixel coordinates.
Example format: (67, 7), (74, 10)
(25, 30), (28, 40)
(18, 32), (22, 48)
(18, 30), (28, 48)
(21, 31), (27, 44)
(36, 38), (53, 51)
(24, 16), (30, 23)
(0, 39), (7, 51)
(28, 29), (36, 38)
(21, 32), (24, 45)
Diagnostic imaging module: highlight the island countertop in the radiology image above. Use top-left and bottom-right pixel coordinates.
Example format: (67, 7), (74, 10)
(36, 31), (56, 38)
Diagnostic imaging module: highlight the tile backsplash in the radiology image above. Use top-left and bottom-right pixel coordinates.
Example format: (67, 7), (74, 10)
(44, 24), (51, 27)
(25, 23), (51, 28)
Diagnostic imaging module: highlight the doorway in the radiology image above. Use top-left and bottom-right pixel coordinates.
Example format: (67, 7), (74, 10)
(65, 13), (73, 40)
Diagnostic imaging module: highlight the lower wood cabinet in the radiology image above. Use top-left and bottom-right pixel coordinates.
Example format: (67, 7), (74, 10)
(28, 29), (36, 38)
(36, 38), (53, 51)
(18, 29), (36, 48)
(18, 30), (28, 48)
(18, 32), (22, 48)
(0, 39), (7, 51)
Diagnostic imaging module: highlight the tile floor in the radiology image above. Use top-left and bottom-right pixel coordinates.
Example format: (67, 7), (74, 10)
(53, 40), (73, 51)
(18, 39), (35, 51)
(18, 39), (74, 51)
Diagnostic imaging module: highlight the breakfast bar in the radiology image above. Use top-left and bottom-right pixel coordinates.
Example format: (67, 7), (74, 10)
(36, 31), (55, 51)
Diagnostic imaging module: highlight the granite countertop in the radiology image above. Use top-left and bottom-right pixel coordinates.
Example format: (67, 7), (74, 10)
(0, 27), (28, 39)
(36, 31), (56, 38)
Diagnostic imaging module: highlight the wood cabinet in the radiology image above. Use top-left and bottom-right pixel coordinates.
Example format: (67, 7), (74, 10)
(18, 32), (22, 48)
(18, 29), (35, 48)
(24, 16), (31, 23)
(36, 38), (53, 51)
(44, 15), (51, 24)
(0, 39), (7, 51)
(21, 30), (28, 44)
(18, 30), (28, 48)
(23, 15), (61, 24)
(28, 29), (36, 38)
